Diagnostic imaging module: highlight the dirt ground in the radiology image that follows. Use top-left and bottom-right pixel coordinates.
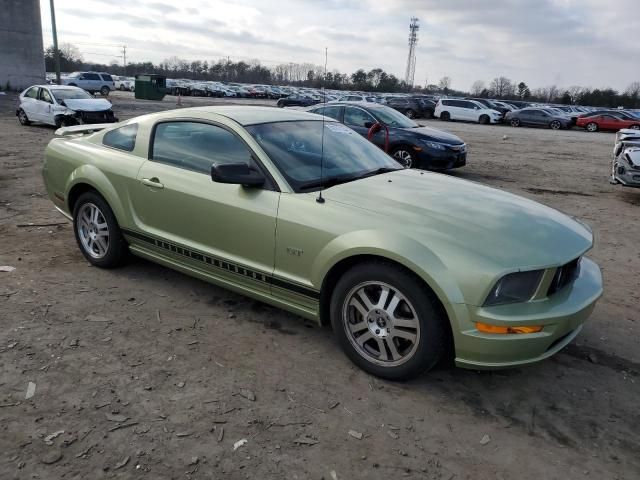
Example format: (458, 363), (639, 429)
(1, 91), (638, 480)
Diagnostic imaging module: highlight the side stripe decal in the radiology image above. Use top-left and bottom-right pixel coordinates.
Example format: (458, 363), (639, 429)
(122, 228), (320, 300)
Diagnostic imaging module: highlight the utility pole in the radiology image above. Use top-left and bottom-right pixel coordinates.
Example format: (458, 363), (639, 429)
(49, 0), (61, 84)
(122, 45), (127, 73)
(404, 17), (419, 88)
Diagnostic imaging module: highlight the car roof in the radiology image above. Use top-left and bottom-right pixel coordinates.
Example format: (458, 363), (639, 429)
(137, 106), (333, 126)
(322, 101), (384, 109)
(25, 85), (83, 90)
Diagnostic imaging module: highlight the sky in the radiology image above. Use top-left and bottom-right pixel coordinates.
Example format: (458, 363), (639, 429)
(40, 0), (640, 92)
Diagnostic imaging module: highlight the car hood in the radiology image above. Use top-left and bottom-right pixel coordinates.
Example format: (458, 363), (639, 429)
(323, 169), (592, 269)
(397, 126), (463, 145)
(62, 99), (113, 112)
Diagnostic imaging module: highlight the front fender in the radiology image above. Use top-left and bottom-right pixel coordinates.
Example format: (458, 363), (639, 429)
(66, 165), (126, 223)
(311, 229), (466, 307)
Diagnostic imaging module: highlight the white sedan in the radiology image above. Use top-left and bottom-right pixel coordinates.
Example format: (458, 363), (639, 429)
(16, 85), (118, 127)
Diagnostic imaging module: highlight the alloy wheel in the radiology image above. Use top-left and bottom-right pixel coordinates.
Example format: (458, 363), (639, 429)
(342, 281), (421, 367)
(77, 203), (109, 259)
(18, 110), (29, 125)
(510, 118), (520, 127)
(586, 122), (598, 132)
(393, 150), (413, 168)
(550, 120), (561, 130)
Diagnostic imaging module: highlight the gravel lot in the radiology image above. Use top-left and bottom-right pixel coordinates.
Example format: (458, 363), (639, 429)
(1, 91), (639, 479)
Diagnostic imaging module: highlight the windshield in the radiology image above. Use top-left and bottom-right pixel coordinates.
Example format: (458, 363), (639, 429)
(52, 89), (94, 101)
(247, 120), (402, 192)
(372, 106), (419, 128)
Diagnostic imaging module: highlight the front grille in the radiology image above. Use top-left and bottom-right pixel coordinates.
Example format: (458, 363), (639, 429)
(547, 257), (581, 296)
(448, 144), (466, 152)
(80, 110), (114, 124)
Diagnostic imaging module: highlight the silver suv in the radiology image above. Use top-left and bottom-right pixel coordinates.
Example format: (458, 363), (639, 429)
(60, 71), (115, 96)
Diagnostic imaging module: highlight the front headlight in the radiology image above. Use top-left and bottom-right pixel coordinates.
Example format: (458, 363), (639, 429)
(484, 270), (544, 306)
(424, 141), (446, 150)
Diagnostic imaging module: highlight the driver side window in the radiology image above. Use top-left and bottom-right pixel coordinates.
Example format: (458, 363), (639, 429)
(152, 122), (254, 175)
(39, 89), (53, 103)
(344, 107), (375, 128)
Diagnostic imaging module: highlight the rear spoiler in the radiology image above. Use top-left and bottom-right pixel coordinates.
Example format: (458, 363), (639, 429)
(54, 123), (113, 136)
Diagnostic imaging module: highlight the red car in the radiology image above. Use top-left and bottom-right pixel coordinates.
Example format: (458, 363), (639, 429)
(577, 114), (640, 132)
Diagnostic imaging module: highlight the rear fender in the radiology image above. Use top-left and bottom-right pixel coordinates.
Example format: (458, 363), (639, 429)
(66, 165), (126, 223)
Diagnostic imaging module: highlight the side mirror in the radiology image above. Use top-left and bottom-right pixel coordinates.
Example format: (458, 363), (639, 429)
(211, 162), (264, 187)
(474, 106), (480, 110)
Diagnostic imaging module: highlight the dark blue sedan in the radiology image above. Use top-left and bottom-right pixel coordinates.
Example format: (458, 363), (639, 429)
(307, 102), (467, 170)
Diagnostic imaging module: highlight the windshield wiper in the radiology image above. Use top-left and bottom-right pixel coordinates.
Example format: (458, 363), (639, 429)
(357, 166), (402, 179)
(298, 174), (361, 191)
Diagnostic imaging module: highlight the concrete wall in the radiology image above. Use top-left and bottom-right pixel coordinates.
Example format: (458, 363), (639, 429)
(0, 0), (45, 90)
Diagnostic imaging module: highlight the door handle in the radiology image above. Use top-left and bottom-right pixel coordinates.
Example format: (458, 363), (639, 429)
(141, 177), (164, 189)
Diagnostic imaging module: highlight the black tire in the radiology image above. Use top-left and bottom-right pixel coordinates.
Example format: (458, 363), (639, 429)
(72, 191), (128, 268)
(277, 101), (284, 108)
(510, 118), (521, 127)
(390, 146), (419, 169)
(630, 125), (640, 130)
(17, 109), (31, 126)
(330, 262), (447, 380)
(549, 120), (562, 130)
(100, 86), (110, 96)
(405, 109), (416, 119)
(479, 114), (490, 125)
(585, 122), (598, 132)
(440, 111), (450, 121)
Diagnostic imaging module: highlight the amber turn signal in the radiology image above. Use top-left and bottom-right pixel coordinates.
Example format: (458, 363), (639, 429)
(476, 322), (543, 334)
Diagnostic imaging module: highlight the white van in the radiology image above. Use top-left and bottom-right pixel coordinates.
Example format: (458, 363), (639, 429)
(435, 99), (503, 124)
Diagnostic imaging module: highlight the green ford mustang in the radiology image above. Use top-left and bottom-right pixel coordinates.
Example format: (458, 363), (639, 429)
(43, 106), (603, 380)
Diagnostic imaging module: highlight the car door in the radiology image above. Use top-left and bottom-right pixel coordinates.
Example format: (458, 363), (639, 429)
(458, 101), (475, 121)
(130, 120), (280, 295)
(36, 87), (56, 125)
(519, 109), (535, 126)
(83, 73), (100, 92)
(343, 105), (377, 139)
(599, 115), (619, 130)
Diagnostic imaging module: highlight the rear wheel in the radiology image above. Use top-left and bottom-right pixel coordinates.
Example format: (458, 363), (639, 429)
(586, 122), (598, 132)
(405, 109), (416, 119)
(73, 192), (128, 268)
(330, 262), (447, 380)
(17, 109), (31, 126)
(479, 114), (490, 125)
(440, 111), (450, 121)
(391, 146), (417, 169)
(100, 86), (110, 96)
(549, 120), (562, 130)
(510, 118), (521, 127)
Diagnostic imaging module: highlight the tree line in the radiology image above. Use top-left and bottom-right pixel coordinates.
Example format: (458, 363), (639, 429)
(42, 44), (640, 107)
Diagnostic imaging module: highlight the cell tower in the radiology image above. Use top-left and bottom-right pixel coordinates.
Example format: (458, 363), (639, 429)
(404, 17), (419, 87)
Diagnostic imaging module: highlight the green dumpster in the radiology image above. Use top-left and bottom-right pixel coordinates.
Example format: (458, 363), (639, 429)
(134, 74), (167, 100)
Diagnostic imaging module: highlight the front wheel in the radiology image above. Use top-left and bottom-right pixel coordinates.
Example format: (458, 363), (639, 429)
(586, 122), (598, 132)
(630, 125), (640, 130)
(391, 146), (417, 169)
(330, 262), (446, 380)
(17, 109), (31, 126)
(73, 192), (128, 268)
(405, 109), (416, 119)
(510, 118), (521, 127)
(549, 120), (562, 130)
(479, 114), (490, 125)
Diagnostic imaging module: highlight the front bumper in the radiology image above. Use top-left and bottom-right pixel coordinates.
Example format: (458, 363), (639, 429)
(611, 158), (640, 188)
(451, 256), (603, 369)
(418, 147), (467, 170)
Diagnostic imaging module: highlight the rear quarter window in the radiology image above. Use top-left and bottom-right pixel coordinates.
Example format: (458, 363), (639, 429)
(103, 124), (138, 152)
(101, 74), (113, 82)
